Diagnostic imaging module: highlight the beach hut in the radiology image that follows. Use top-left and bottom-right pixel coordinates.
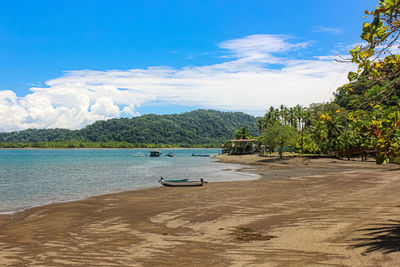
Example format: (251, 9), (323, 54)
(224, 139), (257, 155)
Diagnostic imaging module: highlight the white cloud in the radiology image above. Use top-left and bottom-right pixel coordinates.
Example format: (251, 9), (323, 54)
(220, 34), (310, 56)
(312, 26), (343, 35)
(0, 34), (355, 132)
(218, 34), (311, 65)
(90, 97), (120, 118)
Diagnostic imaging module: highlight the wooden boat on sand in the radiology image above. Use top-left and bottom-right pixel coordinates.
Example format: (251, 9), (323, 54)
(159, 177), (206, 187)
(159, 177), (188, 182)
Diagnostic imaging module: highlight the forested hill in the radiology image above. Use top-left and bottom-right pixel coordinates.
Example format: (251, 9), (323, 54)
(0, 109), (258, 147)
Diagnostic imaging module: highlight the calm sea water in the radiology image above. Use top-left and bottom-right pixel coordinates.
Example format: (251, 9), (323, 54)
(0, 149), (258, 213)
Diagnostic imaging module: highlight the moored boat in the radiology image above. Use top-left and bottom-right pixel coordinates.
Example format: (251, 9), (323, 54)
(160, 179), (205, 187)
(150, 150), (161, 157)
(191, 153), (210, 157)
(159, 177), (188, 182)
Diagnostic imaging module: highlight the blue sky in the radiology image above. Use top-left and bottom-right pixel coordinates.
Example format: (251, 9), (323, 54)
(0, 0), (379, 131)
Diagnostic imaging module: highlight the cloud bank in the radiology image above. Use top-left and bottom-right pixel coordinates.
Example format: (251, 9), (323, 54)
(0, 34), (354, 131)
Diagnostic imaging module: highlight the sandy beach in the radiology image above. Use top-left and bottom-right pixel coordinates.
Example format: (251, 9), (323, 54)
(1, 155), (400, 266)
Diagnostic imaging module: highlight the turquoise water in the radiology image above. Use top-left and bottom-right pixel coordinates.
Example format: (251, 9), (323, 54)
(0, 149), (258, 213)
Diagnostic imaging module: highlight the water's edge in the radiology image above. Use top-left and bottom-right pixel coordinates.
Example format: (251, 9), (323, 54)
(0, 149), (259, 214)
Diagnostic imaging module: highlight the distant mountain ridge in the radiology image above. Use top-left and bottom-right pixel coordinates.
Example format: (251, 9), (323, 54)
(0, 109), (258, 146)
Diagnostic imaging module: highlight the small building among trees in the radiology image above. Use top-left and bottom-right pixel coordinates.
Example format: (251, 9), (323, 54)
(223, 138), (258, 155)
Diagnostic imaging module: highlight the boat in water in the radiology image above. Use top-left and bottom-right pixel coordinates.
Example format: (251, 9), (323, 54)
(167, 153), (174, 157)
(191, 153), (210, 157)
(150, 150), (161, 157)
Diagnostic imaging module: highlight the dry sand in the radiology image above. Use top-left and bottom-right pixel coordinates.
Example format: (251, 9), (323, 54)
(0, 155), (400, 266)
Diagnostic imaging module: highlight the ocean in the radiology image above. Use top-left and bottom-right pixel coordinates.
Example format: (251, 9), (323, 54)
(0, 148), (258, 214)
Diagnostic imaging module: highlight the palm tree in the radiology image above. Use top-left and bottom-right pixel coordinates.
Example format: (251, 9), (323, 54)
(298, 108), (313, 154)
(293, 105), (303, 131)
(257, 118), (265, 134)
(273, 108), (280, 121)
(325, 116), (344, 152)
(288, 107), (296, 128)
(234, 127), (251, 139)
(279, 105), (289, 124)
(259, 106), (279, 133)
(293, 105), (304, 153)
(311, 120), (328, 154)
(302, 108), (312, 130)
(268, 106), (275, 115)
(233, 127), (252, 154)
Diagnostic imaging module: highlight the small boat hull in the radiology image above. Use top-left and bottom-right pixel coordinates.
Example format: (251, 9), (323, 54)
(150, 150), (161, 157)
(191, 154), (210, 157)
(163, 178), (188, 182)
(161, 180), (204, 187)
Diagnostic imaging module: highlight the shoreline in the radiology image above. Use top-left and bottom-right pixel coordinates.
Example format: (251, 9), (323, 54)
(0, 153), (247, 215)
(0, 154), (362, 215)
(0, 155), (378, 215)
(0, 147), (221, 150)
(214, 154), (385, 180)
(1, 155), (400, 266)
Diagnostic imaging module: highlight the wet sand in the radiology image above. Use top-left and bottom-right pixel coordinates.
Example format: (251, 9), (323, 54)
(1, 155), (400, 266)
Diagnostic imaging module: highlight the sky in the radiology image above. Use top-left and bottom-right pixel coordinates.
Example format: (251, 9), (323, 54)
(0, 0), (379, 131)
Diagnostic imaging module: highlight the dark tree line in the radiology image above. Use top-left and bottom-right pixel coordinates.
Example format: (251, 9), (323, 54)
(0, 109), (259, 148)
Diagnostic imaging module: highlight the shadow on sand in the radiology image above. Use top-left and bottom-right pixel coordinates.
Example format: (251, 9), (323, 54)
(350, 220), (400, 254)
(256, 157), (291, 163)
(256, 155), (335, 164)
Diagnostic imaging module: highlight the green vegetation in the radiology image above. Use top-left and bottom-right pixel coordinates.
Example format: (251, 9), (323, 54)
(223, 127), (255, 155)
(233, 127), (252, 139)
(0, 109), (259, 148)
(257, 106), (298, 158)
(257, 103), (348, 156)
(252, 0), (400, 164)
(336, 0), (400, 164)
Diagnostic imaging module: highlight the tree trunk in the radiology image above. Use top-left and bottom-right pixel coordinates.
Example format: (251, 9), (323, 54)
(279, 146), (283, 158)
(300, 130), (304, 155)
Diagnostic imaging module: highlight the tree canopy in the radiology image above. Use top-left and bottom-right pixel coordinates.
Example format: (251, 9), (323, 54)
(0, 109), (259, 148)
(253, 1), (400, 164)
(340, 0), (400, 163)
